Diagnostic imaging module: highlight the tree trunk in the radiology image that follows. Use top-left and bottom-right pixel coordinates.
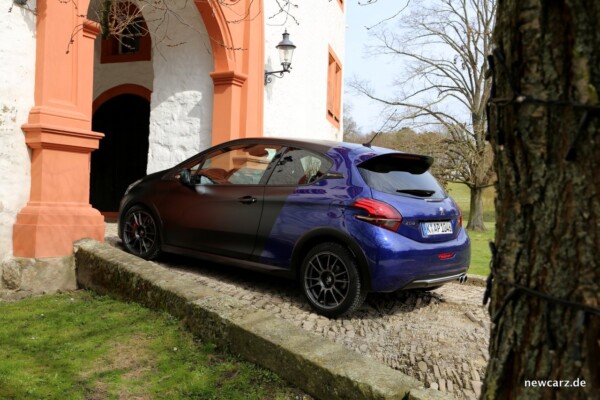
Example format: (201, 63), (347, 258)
(484, 1), (600, 399)
(467, 186), (487, 231)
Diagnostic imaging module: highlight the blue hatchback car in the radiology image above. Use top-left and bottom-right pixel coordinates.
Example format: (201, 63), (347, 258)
(118, 137), (470, 317)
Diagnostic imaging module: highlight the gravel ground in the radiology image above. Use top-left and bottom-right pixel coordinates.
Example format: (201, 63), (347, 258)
(105, 223), (489, 399)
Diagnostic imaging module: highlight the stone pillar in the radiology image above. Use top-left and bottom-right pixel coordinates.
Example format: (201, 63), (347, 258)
(197, 0), (264, 146)
(13, 4), (105, 258)
(210, 70), (248, 145)
(239, 0), (265, 137)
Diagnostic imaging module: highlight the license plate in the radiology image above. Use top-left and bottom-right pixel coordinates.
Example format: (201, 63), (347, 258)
(422, 221), (453, 236)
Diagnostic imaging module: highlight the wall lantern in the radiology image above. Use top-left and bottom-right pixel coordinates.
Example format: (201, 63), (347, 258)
(264, 29), (296, 85)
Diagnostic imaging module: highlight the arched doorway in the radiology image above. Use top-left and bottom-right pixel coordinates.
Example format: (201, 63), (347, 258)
(13, 0), (265, 258)
(91, 94), (150, 213)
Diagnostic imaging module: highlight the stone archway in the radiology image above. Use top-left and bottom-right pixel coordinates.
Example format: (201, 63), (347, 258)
(13, 0), (265, 258)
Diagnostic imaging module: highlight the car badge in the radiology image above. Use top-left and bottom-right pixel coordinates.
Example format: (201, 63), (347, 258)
(439, 207), (445, 216)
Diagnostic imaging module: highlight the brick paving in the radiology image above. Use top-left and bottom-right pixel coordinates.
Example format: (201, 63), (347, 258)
(105, 222), (489, 399)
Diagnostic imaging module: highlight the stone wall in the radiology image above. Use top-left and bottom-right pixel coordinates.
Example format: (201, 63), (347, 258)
(0, 256), (77, 300)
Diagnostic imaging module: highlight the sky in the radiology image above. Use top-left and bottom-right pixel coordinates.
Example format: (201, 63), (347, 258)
(343, 1), (406, 135)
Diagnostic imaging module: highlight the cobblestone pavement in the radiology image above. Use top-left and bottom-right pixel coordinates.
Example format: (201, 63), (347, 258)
(105, 223), (489, 399)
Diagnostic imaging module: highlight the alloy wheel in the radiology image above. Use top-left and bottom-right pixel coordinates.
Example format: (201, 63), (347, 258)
(123, 209), (158, 256)
(303, 251), (350, 310)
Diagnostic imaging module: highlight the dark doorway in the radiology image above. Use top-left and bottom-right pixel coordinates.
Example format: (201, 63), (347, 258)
(91, 94), (150, 212)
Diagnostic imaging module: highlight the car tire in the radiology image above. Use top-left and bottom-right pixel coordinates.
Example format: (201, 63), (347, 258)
(121, 205), (162, 260)
(300, 242), (367, 318)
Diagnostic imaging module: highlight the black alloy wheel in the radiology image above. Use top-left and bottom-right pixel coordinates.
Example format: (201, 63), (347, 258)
(300, 242), (366, 318)
(122, 206), (161, 260)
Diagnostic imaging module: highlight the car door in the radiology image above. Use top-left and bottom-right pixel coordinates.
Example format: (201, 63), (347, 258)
(161, 143), (282, 259)
(253, 147), (334, 267)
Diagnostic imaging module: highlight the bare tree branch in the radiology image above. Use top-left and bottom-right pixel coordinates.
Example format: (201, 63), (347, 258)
(351, 0), (496, 230)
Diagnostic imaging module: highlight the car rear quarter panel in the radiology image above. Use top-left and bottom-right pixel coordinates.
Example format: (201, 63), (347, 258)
(344, 214), (471, 292)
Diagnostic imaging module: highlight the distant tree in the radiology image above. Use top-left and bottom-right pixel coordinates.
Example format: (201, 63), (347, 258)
(392, 129), (452, 186)
(342, 105), (365, 143)
(352, 0), (496, 231)
(484, 1), (600, 398)
(363, 129), (451, 187)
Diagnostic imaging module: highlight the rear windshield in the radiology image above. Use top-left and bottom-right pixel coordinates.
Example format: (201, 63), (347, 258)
(358, 154), (446, 199)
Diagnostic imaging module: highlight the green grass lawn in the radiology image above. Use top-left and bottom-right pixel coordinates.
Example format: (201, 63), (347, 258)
(0, 291), (307, 400)
(0, 183), (496, 398)
(446, 183), (496, 277)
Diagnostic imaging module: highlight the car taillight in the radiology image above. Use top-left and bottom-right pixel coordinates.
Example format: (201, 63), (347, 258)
(352, 198), (402, 232)
(453, 201), (463, 227)
(438, 253), (455, 260)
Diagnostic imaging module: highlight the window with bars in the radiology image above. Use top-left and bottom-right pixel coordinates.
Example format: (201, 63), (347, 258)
(101, 3), (151, 64)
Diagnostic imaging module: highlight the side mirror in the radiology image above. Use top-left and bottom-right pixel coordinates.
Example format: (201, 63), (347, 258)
(179, 169), (192, 186)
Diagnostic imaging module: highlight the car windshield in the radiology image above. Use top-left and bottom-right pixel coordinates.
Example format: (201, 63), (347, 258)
(358, 153), (446, 200)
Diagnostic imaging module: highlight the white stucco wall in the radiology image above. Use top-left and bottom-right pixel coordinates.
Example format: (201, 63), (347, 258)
(263, 0), (345, 141)
(0, 3), (37, 261)
(89, 0), (154, 99)
(144, 0), (214, 173)
(90, 0), (213, 174)
(92, 47), (153, 101)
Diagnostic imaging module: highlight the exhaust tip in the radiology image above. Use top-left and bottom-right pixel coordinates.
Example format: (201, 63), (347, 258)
(458, 274), (468, 284)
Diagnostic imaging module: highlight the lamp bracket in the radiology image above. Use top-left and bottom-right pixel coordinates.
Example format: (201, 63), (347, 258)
(264, 67), (292, 85)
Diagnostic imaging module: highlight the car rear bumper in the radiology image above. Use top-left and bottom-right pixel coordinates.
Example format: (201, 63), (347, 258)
(348, 219), (471, 292)
(402, 271), (468, 289)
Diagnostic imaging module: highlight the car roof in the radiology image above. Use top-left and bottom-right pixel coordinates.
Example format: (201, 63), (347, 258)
(224, 137), (397, 158)
(167, 136), (430, 177)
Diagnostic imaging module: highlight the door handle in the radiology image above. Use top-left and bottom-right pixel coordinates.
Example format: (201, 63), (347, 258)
(238, 195), (257, 204)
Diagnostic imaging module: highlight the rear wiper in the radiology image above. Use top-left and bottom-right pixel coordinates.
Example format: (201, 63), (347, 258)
(396, 189), (435, 197)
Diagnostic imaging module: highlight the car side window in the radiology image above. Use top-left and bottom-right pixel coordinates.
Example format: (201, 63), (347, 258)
(267, 148), (332, 186)
(190, 144), (281, 185)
